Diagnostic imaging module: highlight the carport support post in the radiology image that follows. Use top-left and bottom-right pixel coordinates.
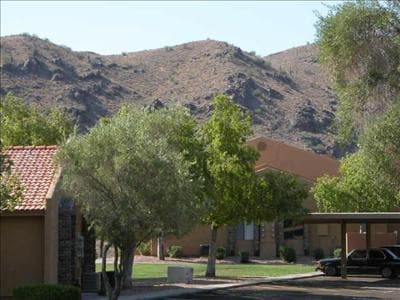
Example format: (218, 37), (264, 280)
(366, 222), (371, 249)
(340, 221), (347, 279)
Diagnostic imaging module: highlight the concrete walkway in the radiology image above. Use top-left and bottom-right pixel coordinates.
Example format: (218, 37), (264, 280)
(82, 272), (322, 300)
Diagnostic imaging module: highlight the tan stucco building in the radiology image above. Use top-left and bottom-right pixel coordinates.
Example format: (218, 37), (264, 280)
(153, 136), (400, 259)
(0, 146), (95, 298)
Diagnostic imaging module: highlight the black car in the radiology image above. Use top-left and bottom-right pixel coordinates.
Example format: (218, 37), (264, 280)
(316, 248), (400, 278)
(381, 245), (400, 258)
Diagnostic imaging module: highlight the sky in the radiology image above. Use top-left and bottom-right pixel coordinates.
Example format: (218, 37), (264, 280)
(1, 1), (338, 56)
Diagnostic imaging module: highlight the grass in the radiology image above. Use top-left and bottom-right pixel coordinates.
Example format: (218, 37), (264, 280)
(96, 263), (314, 280)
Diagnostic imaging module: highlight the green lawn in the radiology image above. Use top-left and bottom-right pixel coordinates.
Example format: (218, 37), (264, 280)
(96, 263), (314, 279)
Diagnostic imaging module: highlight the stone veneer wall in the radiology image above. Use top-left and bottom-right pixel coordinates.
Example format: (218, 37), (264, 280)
(58, 205), (77, 285)
(58, 198), (96, 290)
(81, 218), (97, 292)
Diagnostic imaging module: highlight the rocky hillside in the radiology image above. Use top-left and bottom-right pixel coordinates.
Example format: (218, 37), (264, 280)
(0, 34), (342, 156)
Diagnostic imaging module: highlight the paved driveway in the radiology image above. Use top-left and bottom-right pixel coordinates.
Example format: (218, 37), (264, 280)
(169, 276), (400, 300)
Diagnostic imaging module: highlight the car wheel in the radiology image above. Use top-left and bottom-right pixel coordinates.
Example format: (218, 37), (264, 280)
(381, 267), (393, 278)
(325, 265), (337, 276)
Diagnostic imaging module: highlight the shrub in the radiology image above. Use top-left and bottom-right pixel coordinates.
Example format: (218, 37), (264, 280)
(312, 248), (325, 260)
(216, 247), (226, 260)
(279, 245), (296, 263)
(137, 241), (151, 256)
(334, 248), (342, 258)
(239, 251), (250, 263)
(13, 284), (80, 300)
(167, 245), (183, 258)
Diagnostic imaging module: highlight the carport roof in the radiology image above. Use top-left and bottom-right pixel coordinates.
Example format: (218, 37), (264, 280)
(304, 212), (400, 223)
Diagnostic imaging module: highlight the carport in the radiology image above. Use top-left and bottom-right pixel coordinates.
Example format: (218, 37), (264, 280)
(304, 213), (400, 279)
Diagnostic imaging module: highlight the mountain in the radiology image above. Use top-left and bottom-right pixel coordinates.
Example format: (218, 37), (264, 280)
(0, 34), (343, 156)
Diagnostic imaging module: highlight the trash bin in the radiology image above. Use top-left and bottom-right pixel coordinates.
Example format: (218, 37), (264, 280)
(200, 244), (210, 257)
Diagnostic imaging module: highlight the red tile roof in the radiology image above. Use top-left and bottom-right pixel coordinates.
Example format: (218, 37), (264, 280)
(4, 145), (58, 211)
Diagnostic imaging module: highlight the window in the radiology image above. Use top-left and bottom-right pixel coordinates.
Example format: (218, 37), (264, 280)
(369, 250), (385, 260)
(350, 250), (367, 260)
(284, 228), (304, 239)
(236, 223), (255, 240)
(244, 223), (254, 240)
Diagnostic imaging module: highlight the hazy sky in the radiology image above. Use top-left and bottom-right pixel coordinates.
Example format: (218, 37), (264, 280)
(1, 1), (338, 56)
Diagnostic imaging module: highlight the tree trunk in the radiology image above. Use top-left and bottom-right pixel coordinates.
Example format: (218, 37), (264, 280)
(122, 242), (135, 288)
(157, 236), (165, 260)
(99, 239), (104, 258)
(101, 244), (113, 300)
(112, 246), (122, 300)
(206, 225), (218, 277)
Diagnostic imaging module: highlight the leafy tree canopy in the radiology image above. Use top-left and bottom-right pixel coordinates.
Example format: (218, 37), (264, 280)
(313, 1), (400, 212)
(58, 105), (203, 298)
(1, 93), (75, 146)
(0, 140), (23, 210)
(199, 95), (259, 226)
(316, 0), (400, 143)
(198, 95), (307, 277)
(58, 105), (202, 248)
(252, 171), (308, 223)
(313, 102), (400, 212)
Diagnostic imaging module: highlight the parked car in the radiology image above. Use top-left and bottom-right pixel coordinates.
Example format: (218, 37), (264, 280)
(380, 245), (400, 258)
(316, 248), (400, 278)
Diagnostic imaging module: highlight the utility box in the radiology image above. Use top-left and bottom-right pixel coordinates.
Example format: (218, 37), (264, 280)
(167, 266), (193, 283)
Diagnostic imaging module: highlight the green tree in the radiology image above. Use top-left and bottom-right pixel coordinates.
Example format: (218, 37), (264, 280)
(313, 1), (400, 212)
(251, 171), (308, 223)
(198, 95), (306, 276)
(198, 95), (258, 277)
(316, 0), (400, 143)
(0, 140), (23, 210)
(313, 103), (400, 212)
(58, 105), (202, 300)
(1, 94), (75, 146)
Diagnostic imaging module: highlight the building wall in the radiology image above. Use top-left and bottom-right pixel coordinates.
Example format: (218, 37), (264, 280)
(308, 223), (341, 257)
(260, 223), (277, 259)
(387, 224), (400, 243)
(308, 223), (400, 257)
(151, 225), (229, 257)
(0, 215), (44, 297)
(44, 195), (58, 283)
(248, 136), (339, 181)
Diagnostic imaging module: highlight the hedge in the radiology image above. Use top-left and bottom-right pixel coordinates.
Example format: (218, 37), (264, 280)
(13, 284), (81, 300)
